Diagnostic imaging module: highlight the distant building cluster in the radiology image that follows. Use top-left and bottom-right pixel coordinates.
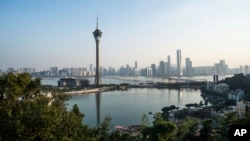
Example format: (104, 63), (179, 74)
(206, 75), (245, 101)
(1, 49), (250, 77)
(39, 67), (94, 77)
(137, 49), (249, 77)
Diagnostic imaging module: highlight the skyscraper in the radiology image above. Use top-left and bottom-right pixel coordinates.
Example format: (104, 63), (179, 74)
(134, 61), (139, 77)
(50, 67), (58, 77)
(177, 49), (182, 77)
(135, 61), (138, 69)
(185, 57), (192, 76)
(151, 64), (156, 77)
(93, 16), (102, 85)
(167, 55), (171, 76)
(90, 64), (92, 71)
(159, 61), (166, 76)
(244, 65), (249, 75)
(214, 60), (228, 75)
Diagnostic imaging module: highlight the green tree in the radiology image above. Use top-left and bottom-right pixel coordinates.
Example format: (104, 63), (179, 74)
(199, 100), (204, 107)
(185, 103), (192, 109)
(153, 112), (165, 125)
(142, 114), (177, 141)
(98, 116), (112, 141)
(141, 113), (150, 128)
(0, 73), (97, 141)
(176, 117), (199, 141)
(204, 100), (208, 108)
(199, 119), (214, 141)
(220, 73), (250, 99)
(154, 121), (177, 141)
(169, 105), (176, 112)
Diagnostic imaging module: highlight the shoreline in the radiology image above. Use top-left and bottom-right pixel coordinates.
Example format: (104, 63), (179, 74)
(63, 86), (115, 95)
(62, 82), (206, 95)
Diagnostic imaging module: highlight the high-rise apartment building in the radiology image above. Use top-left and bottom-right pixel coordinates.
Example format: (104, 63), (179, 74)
(90, 64), (92, 71)
(146, 67), (152, 77)
(135, 61), (138, 69)
(214, 60), (228, 75)
(177, 49), (182, 77)
(151, 64), (156, 77)
(167, 55), (171, 76)
(18, 68), (36, 73)
(185, 57), (193, 76)
(50, 67), (58, 77)
(244, 65), (249, 75)
(133, 61), (138, 76)
(159, 61), (166, 76)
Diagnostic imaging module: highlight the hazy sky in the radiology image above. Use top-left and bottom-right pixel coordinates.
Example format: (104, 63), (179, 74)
(1, 0), (249, 70)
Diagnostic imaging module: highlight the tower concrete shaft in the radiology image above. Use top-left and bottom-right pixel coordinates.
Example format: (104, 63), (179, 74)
(95, 39), (101, 85)
(93, 16), (102, 85)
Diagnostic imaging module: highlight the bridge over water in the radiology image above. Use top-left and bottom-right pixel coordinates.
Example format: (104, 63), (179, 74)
(103, 76), (207, 84)
(156, 76), (207, 84)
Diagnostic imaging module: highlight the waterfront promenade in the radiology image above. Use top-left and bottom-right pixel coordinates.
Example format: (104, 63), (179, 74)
(64, 86), (115, 95)
(62, 80), (206, 95)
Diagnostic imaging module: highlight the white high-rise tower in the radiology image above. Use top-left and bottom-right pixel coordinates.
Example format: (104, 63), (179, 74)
(177, 49), (182, 77)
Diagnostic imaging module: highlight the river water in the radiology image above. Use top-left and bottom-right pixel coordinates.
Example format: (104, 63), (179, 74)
(41, 75), (231, 127)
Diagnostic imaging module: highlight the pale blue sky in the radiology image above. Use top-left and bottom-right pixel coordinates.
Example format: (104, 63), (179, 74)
(0, 0), (249, 70)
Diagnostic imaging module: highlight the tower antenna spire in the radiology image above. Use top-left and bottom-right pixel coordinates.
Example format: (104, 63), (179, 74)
(96, 13), (99, 29)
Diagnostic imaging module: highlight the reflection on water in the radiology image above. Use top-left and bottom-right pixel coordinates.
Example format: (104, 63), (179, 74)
(177, 89), (183, 107)
(95, 92), (101, 127)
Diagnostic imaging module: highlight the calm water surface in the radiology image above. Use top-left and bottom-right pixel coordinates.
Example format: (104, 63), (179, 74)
(66, 88), (202, 127)
(41, 75), (231, 127)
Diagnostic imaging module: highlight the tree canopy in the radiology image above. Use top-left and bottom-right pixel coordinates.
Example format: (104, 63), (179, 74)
(0, 73), (99, 140)
(220, 73), (250, 93)
(1, 73), (250, 141)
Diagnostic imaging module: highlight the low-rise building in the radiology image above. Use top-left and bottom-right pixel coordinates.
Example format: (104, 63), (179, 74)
(246, 74), (250, 80)
(206, 83), (215, 91)
(206, 83), (229, 93)
(58, 77), (89, 88)
(228, 89), (245, 101)
(213, 83), (229, 93)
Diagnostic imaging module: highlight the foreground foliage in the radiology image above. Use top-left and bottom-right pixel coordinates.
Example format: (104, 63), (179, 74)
(1, 73), (250, 141)
(0, 73), (102, 140)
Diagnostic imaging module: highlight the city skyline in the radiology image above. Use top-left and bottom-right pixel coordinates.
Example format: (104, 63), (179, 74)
(2, 57), (249, 76)
(1, 0), (250, 70)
